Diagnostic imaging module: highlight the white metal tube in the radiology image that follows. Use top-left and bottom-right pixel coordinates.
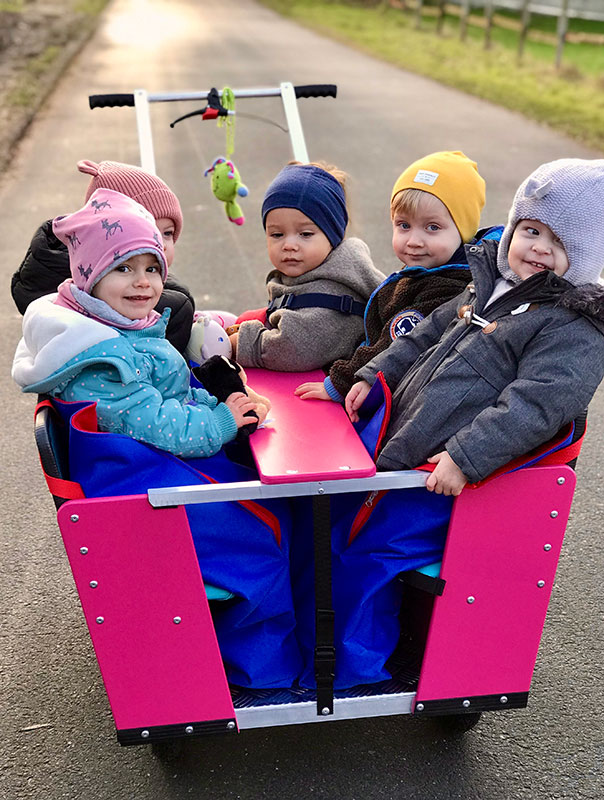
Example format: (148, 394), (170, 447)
(134, 89), (156, 174)
(147, 470), (428, 508)
(280, 81), (309, 163)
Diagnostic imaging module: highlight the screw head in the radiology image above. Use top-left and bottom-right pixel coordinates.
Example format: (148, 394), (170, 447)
(467, 596), (475, 604)
(227, 721), (236, 730)
(321, 707), (331, 716)
(173, 616), (182, 624)
(185, 726), (194, 734)
(79, 546), (88, 555)
(500, 696), (508, 704)
(537, 580), (546, 588)
(70, 514), (79, 523)
(462, 699), (471, 708)
(550, 510), (559, 518)
(557, 477), (565, 485)
(141, 730), (150, 739)
(318, 487), (325, 495)
(89, 580), (98, 588)
(544, 544), (552, 551)
(415, 703), (424, 712)
(96, 616), (104, 624)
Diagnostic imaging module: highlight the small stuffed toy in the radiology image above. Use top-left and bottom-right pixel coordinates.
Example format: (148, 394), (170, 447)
(192, 355), (270, 438)
(204, 157), (248, 225)
(185, 314), (233, 365)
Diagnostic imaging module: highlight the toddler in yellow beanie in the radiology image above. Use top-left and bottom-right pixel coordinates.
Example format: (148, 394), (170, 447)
(296, 150), (496, 402)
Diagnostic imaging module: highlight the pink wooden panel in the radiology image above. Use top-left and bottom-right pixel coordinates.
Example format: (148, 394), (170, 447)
(415, 465), (576, 703)
(57, 495), (235, 731)
(245, 368), (376, 484)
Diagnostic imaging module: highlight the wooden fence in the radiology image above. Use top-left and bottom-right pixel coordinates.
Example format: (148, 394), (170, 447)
(387, 1), (604, 67)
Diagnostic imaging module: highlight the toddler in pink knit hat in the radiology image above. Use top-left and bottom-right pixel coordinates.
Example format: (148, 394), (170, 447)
(11, 159), (195, 354)
(13, 188), (257, 458)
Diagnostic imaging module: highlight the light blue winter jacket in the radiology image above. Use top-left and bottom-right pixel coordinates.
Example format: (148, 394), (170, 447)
(12, 296), (238, 458)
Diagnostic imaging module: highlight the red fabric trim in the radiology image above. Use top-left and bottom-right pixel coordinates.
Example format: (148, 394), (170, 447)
(34, 400), (86, 500)
(236, 308), (268, 325)
(373, 372), (392, 461)
(42, 473), (86, 500)
(347, 490), (388, 546)
(71, 403), (100, 433)
(197, 471), (282, 547)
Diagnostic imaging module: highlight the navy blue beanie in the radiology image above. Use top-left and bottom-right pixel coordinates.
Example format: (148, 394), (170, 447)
(261, 164), (348, 248)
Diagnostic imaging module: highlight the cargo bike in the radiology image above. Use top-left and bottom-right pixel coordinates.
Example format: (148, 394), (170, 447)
(33, 83), (587, 747)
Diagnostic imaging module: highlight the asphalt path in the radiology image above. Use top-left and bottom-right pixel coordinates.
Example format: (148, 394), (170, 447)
(1, 0), (603, 797)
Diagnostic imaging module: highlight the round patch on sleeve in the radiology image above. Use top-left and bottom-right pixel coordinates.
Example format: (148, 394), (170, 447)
(389, 309), (424, 339)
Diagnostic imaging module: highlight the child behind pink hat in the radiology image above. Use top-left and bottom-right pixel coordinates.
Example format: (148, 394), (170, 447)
(78, 159), (183, 241)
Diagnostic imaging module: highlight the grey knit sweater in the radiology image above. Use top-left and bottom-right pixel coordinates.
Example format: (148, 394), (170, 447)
(236, 238), (385, 371)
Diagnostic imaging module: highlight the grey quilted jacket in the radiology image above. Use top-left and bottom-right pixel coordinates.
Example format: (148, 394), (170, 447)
(357, 239), (604, 483)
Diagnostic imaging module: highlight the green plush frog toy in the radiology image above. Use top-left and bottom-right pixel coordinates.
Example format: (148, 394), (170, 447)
(204, 156), (249, 225)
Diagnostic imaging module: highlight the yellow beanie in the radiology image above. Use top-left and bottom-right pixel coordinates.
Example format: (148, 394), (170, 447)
(391, 151), (486, 243)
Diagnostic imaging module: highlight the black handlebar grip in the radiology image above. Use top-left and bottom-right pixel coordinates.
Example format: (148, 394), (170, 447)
(89, 94), (135, 109)
(294, 84), (337, 99)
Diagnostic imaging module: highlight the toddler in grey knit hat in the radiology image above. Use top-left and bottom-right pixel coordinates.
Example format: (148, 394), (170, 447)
(497, 158), (604, 287)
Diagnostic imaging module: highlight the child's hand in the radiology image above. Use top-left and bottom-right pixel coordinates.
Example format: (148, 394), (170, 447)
(228, 332), (238, 357)
(345, 380), (371, 422)
(225, 391), (257, 428)
(294, 381), (330, 401)
(425, 451), (467, 496)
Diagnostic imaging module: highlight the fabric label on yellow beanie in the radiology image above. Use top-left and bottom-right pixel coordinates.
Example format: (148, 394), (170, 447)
(413, 169), (439, 186)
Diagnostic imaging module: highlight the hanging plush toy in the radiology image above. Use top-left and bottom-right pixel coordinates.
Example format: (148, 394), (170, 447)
(204, 157), (249, 226)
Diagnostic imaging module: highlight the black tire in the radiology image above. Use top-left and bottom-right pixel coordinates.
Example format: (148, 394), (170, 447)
(431, 711), (483, 734)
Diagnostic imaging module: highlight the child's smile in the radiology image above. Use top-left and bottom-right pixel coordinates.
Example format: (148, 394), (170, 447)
(92, 252), (164, 319)
(265, 207), (333, 277)
(507, 219), (569, 280)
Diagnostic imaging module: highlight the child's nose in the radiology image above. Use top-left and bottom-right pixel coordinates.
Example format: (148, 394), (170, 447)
(283, 237), (298, 250)
(133, 272), (150, 286)
(532, 240), (551, 254)
(406, 229), (424, 246)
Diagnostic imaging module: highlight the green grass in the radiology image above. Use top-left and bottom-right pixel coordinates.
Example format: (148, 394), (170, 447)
(259, 0), (604, 151)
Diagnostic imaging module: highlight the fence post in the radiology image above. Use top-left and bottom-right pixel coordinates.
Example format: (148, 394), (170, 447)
(415, 0), (424, 29)
(555, 0), (570, 69)
(518, 0), (531, 63)
(436, 0), (447, 35)
(460, 0), (472, 41)
(484, 0), (495, 50)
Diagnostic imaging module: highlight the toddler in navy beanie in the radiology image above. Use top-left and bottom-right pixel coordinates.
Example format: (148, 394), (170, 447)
(230, 162), (385, 372)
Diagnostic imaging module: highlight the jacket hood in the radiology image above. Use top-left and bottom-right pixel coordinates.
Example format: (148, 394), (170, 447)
(12, 294), (169, 392)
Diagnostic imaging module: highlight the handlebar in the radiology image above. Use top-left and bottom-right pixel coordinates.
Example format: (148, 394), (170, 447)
(294, 84), (337, 99)
(89, 84), (337, 109)
(89, 93), (135, 109)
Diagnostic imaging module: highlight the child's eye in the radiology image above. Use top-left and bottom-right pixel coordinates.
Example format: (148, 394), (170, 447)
(300, 231), (315, 238)
(147, 265), (159, 273)
(396, 221), (410, 230)
(426, 223), (441, 232)
(269, 232), (283, 239)
(162, 230), (174, 240)
(526, 226), (540, 236)
(116, 264), (131, 272)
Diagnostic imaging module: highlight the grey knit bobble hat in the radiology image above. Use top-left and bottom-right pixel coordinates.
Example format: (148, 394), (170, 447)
(497, 158), (604, 287)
